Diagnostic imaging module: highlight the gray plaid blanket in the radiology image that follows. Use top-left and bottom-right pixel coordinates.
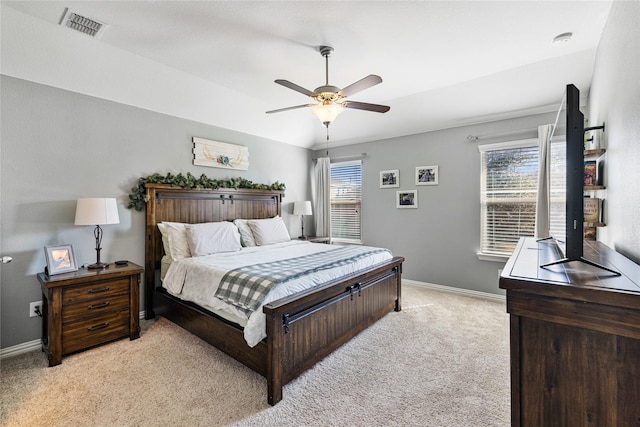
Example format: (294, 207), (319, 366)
(214, 246), (390, 316)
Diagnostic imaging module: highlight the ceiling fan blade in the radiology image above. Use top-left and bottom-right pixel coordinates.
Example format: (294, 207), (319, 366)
(275, 80), (317, 97)
(266, 104), (312, 114)
(344, 101), (390, 113)
(339, 75), (383, 97)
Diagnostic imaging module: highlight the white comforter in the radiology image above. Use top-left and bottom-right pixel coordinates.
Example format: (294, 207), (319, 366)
(162, 240), (392, 347)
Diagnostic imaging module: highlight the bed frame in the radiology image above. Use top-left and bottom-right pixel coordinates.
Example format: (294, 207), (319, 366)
(144, 183), (404, 405)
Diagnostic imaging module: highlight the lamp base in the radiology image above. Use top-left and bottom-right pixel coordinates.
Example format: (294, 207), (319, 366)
(87, 262), (109, 270)
(298, 235), (308, 240)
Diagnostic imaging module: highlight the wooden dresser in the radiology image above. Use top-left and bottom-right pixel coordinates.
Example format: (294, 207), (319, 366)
(499, 238), (640, 426)
(37, 262), (143, 366)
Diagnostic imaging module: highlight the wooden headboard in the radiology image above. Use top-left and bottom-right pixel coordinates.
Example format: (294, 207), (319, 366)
(144, 183), (284, 318)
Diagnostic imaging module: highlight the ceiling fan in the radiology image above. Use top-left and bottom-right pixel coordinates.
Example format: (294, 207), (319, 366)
(266, 46), (390, 140)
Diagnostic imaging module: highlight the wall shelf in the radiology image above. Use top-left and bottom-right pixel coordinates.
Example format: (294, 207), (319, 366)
(584, 185), (606, 191)
(584, 148), (606, 157)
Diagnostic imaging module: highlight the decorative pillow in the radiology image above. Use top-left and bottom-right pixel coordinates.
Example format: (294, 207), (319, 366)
(185, 222), (242, 256)
(161, 222), (192, 260)
(233, 219), (257, 247)
(248, 216), (291, 246)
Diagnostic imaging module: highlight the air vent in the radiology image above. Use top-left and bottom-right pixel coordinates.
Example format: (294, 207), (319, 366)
(60, 9), (108, 38)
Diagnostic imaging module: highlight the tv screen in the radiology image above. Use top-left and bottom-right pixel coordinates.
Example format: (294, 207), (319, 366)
(548, 84), (583, 260)
(542, 84), (620, 276)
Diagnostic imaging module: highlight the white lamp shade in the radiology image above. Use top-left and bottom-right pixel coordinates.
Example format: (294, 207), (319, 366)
(74, 198), (120, 225)
(311, 102), (344, 124)
(293, 201), (313, 216)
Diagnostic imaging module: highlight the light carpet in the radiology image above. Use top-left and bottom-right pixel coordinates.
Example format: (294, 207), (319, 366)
(0, 284), (510, 426)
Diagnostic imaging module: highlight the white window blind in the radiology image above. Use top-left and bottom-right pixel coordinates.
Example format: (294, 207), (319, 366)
(330, 160), (362, 244)
(479, 140), (539, 256)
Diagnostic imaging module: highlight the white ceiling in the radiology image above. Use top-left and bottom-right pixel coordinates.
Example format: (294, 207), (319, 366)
(3, 1), (613, 150)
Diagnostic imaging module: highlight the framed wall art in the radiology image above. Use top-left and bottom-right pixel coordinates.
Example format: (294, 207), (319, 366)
(193, 137), (249, 170)
(380, 169), (399, 188)
(44, 244), (78, 275)
(396, 190), (418, 209)
(416, 165), (438, 186)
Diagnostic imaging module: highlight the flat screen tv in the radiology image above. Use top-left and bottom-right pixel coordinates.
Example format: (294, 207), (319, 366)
(541, 84), (619, 275)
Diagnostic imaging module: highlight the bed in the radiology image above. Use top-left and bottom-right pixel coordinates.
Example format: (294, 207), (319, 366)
(144, 183), (404, 405)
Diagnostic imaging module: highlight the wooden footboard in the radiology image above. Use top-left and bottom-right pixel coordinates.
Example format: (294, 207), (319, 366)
(263, 256), (403, 405)
(154, 256), (402, 405)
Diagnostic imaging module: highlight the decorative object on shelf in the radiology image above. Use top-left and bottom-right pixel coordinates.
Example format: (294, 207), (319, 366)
(293, 200), (313, 239)
(584, 226), (597, 240)
(584, 160), (597, 186)
(415, 165), (439, 186)
(44, 244), (78, 275)
(193, 137), (249, 170)
(396, 190), (418, 209)
(380, 170), (399, 188)
(584, 197), (603, 224)
(584, 122), (605, 150)
(127, 172), (286, 212)
(74, 198), (120, 270)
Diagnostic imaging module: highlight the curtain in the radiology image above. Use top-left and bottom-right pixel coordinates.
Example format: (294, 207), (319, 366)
(313, 157), (331, 237)
(535, 124), (553, 238)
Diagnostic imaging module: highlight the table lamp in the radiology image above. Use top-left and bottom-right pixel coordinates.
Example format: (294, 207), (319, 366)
(74, 198), (120, 269)
(293, 201), (312, 239)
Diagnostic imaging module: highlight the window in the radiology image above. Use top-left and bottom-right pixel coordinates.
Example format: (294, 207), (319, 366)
(479, 140), (539, 257)
(330, 160), (362, 244)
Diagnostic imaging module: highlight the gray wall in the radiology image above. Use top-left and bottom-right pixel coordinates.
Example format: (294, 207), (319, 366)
(316, 113), (556, 295)
(588, 0), (640, 264)
(0, 76), (312, 348)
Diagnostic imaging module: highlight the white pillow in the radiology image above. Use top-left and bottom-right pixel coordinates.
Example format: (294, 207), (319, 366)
(248, 217), (291, 246)
(161, 222), (192, 260)
(157, 223), (171, 256)
(233, 219), (257, 247)
(185, 222), (242, 256)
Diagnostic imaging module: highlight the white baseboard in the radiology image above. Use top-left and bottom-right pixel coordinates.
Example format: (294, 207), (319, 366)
(403, 279), (506, 302)
(0, 339), (42, 360)
(2, 287), (501, 360)
(0, 310), (147, 361)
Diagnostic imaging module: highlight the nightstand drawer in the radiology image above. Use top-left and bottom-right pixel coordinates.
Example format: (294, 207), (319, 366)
(62, 278), (129, 305)
(62, 293), (130, 322)
(63, 310), (130, 354)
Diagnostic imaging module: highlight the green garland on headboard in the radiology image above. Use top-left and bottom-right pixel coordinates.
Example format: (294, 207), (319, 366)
(127, 172), (286, 212)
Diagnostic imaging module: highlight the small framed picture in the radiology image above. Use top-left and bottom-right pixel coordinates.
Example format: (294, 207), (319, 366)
(416, 165), (439, 186)
(44, 244), (78, 275)
(380, 169), (399, 188)
(396, 190), (418, 209)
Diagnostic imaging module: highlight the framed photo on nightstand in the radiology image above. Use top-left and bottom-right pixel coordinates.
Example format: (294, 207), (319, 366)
(44, 244), (78, 275)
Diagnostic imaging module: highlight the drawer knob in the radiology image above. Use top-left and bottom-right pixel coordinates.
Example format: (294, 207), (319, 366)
(87, 322), (110, 331)
(87, 286), (110, 294)
(87, 301), (110, 310)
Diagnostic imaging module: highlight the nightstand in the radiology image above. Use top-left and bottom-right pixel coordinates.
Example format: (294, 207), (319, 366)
(37, 262), (143, 366)
(299, 236), (331, 244)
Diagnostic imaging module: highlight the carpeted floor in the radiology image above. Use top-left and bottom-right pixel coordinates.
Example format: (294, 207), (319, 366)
(0, 284), (510, 426)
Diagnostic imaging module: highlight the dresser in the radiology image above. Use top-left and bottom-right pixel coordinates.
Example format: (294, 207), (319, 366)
(499, 238), (640, 426)
(37, 262), (144, 366)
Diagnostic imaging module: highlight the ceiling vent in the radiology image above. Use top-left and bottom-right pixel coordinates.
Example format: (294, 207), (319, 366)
(60, 9), (108, 38)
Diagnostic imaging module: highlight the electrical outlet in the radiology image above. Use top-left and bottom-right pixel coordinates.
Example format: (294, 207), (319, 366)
(29, 301), (42, 318)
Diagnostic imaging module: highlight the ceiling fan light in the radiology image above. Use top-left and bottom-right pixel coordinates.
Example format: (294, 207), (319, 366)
(311, 102), (344, 124)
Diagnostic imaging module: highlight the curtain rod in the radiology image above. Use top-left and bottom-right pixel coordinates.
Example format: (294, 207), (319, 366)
(467, 128), (538, 142)
(312, 153), (367, 161)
